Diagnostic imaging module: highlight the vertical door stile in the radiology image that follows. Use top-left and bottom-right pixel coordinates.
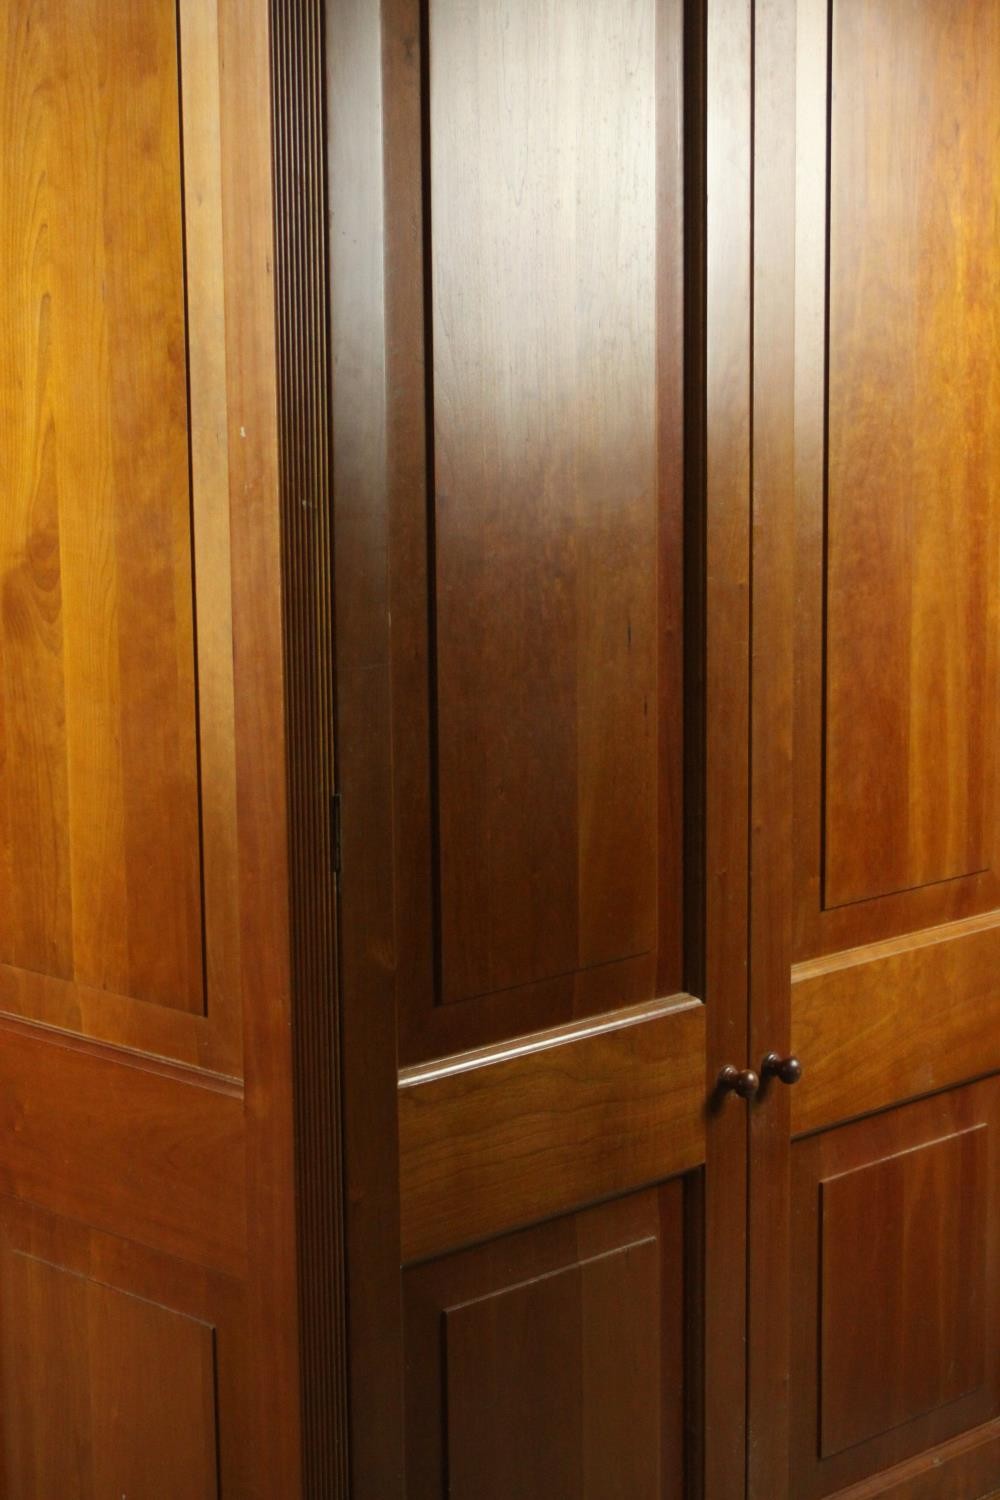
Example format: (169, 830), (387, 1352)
(327, 0), (407, 1493)
(748, 2), (798, 1497)
(703, 2), (755, 1496)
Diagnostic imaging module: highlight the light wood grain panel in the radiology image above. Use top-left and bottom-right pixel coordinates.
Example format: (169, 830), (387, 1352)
(0, 0), (203, 1011)
(1, 1243), (219, 1498)
(399, 997), (704, 1262)
(0, 1196), (255, 1500)
(824, 0), (1000, 911)
(792, 911), (1000, 1138)
(216, 0), (306, 1484)
(820, 1128), (987, 1457)
(178, 0), (242, 1042)
(0, 1016), (245, 1276)
(791, 1084), (1000, 1498)
(779, 15), (1000, 1497)
(0, 0), (314, 1491)
(0, 964), (235, 1076)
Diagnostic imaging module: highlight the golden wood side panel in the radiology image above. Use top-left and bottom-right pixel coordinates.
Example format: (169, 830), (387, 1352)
(1, 1242), (219, 1497)
(823, 0), (1000, 910)
(398, 997), (705, 1262)
(0, 1018), (245, 1276)
(0, 0), (204, 1010)
(0, 1197), (256, 1497)
(177, 0), (241, 1036)
(0, 0), (243, 1071)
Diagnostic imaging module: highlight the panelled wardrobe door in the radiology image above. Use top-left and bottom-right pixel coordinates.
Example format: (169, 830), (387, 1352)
(753, 3), (1000, 1497)
(329, 0), (754, 1494)
(0, 2), (303, 1494)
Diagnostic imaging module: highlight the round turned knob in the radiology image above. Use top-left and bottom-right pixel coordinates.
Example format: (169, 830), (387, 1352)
(717, 1065), (760, 1101)
(762, 1052), (802, 1086)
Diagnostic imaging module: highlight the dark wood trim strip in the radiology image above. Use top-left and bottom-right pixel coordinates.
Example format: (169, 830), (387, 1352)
(0, 1021), (246, 1278)
(270, 0), (348, 1493)
(218, 0), (304, 1488)
(701, 1), (754, 1495)
(326, 0), (407, 1491)
(747, 2), (798, 1497)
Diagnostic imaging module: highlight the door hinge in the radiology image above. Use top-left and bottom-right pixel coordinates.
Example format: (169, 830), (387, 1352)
(331, 791), (342, 880)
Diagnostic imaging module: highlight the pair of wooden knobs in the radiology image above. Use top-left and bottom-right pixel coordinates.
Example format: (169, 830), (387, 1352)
(718, 1054), (802, 1100)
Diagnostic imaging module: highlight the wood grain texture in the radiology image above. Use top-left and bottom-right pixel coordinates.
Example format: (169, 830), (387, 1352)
(399, 996), (704, 1262)
(820, 1127), (987, 1457)
(789, 0), (831, 966)
(1, 1242), (219, 1498)
(329, 0), (406, 1490)
(829, 1420), (1000, 1500)
(702, 2), (753, 1494)
(445, 1242), (660, 1497)
(0, 0), (312, 1493)
(431, 0), (660, 1004)
(0, 1016), (245, 1277)
(747, 3), (797, 1495)
(383, 0), (687, 1065)
(791, 1082), (1000, 1498)
(217, 0), (304, 1487)
(824, 0), (1000, 911)
(403, 1185), (685, 1499)
(0, 1196), (255, 1500)
(792, 910), (1000, 1138)
(333, 1), (753, 1494)
(336, 0), (691, 1487)
(0, 0), (203, 1011)
(0, 0), (243, 1074)
(780, 15), (1000, 1497)
(793, 0), (1000, 963)
(178, 0), (242, 1051)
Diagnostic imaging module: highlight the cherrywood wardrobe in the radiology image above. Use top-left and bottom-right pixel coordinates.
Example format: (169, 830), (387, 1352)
(1, 1), (998, 1497)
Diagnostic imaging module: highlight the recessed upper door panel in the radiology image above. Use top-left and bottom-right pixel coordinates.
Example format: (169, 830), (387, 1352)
(431, 0), (659, 1004)
(380, 0), (688, 1062)
(825, 0), (1000, 914)
(0, 0), (240, 1064)
(794, 0), (1000, 959)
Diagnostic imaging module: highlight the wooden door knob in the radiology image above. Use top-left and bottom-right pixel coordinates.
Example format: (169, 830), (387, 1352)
(762, 1052), (802, 1086)
(717, 1065), (760, 1101)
